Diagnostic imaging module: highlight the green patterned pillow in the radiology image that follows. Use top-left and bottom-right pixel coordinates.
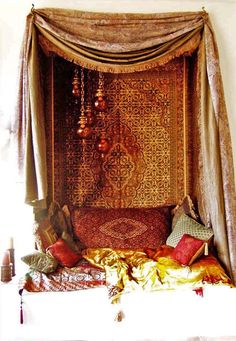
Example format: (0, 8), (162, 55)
(167, 213), (213, 247)
(21, 251), (58, 273)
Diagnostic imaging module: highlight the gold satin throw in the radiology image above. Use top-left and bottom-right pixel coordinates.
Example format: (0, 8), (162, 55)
(13, 8), (236, 284)
(83, 246), (232, 302)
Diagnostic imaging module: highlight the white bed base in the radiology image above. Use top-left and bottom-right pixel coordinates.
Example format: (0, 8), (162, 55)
(3, 286), (236, 341)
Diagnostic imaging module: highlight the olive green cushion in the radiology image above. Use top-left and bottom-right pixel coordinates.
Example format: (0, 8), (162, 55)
(21, 251), (58, 273)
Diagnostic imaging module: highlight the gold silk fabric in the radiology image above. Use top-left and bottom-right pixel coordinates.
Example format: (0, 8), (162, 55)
(82, 246), (232, 302)
(13, 8), (236, 284)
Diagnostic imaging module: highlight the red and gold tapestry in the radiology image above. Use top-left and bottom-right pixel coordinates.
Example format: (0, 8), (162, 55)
(46, 56), (193, 208)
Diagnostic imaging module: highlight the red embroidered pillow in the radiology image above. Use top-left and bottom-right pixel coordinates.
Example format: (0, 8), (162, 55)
(172, 234), (206, 266)
(47, 239), (81, 268)
(71, 207), (171, 249)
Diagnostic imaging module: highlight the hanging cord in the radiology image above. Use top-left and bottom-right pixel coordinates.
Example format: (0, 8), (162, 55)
(80, 68), (86, 159)
(80, 68), (85, 118)
(31, 3), (35, 13)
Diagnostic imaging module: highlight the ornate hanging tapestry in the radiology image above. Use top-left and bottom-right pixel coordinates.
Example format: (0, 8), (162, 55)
(46, 56), (193, 208)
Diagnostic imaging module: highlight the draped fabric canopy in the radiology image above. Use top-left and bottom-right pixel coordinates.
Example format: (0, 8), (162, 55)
(13, 7), (236, 283)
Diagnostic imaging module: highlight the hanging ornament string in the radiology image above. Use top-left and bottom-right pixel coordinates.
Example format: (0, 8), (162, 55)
(72, 66), (80, 99)
(77, 68), (92, 140)
(94, 72), (110, 158)
(85, 70), (95, 127)
(77, 68), (92, 165)
(80, 67), (85, 124)
(94, 72), (107, 114)
(72, 67), (111, 160)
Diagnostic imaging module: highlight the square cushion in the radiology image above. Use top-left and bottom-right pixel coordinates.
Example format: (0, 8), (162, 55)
(21, 251), (58, 273)
(33, 218), (58, 252)
(172, 234), (206, 265)
(166, 213), (213, 247)
(47, 239), (82, 268)
(71, 207), (171, 249)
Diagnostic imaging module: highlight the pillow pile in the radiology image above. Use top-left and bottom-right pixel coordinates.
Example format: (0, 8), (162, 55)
(167, 213), (213, 248)
(24, 201), (82, 273)
(168, 195), (214, 266)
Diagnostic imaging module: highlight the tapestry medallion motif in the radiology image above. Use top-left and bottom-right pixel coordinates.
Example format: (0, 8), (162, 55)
(103, 143), (135, 191)
(99, 218), (148, 240)
(47, 56), (192, 208)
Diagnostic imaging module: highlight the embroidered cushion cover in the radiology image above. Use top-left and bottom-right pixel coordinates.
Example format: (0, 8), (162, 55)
(21, 251), (58, 273)
(33, 218), (58, 252)
(47, 239), (82, 268)
(171, 234), (205, 265)
(166, 213), (213, 247)
(71, 207), (172, 249)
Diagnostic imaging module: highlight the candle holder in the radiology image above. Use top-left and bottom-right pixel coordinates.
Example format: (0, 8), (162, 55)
(0, 264), (12, 282)
(8, 248), (15, 276)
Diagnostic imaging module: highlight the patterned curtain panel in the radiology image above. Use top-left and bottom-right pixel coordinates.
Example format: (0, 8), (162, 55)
(13, 8), (236, 283)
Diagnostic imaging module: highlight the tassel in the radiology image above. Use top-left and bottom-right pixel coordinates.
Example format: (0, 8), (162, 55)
(194, 287), (204, 297)
(204, 242), (208, 256)
(114, 310), (124, 322)
(19, 289), (24, 324)
(20, 304), (24, 324)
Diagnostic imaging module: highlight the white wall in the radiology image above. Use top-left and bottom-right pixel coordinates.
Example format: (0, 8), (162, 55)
(0, 0), (236, 260)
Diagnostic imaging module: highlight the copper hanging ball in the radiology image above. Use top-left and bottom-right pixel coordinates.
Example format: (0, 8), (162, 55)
(85, 106), (96, 126)
(77, 124), (92, 139)
(72, 84), (80, 97)
(86, 111), (95, 126)
(94, 95), (107, 112)
(72, 67), (80, 97)
(96, 136), (110, 154)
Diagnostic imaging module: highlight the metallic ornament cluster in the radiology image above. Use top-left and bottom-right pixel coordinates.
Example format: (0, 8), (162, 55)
(73, 67), (110, 157)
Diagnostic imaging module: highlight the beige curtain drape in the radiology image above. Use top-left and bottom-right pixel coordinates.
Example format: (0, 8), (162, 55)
(13, 8), (236, 283)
